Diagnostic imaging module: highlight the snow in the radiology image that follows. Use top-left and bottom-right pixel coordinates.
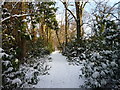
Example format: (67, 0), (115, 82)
(111, 61), (116, 67)
(22, 19), (28, 22)
(12, 78), (22, 86)
(103, 50), (112, 54)
(101, 79), (106, 85)
(89, 62), (94, 67)
(87, 66), (93, 72)
(0, 53), (5, 58)
(101, 63), (107, 69)
(100, 71), (105, 76)
(92, 71), (99, 78)
(106, 34), (118, 39)
(92, 52), (100, 58)
(2, 60), (11, 67)
(0, 50), (8, 58)
(0, 48), (9, 58)
(34, 51), (84, 88)
(0, 48), (3, 52)
(25, 67), (39, 80)
(94, 81), (100, 87)
(82, 53), (86, 58)
(1, 14), (30, 23)
(7, 67), (13, 72)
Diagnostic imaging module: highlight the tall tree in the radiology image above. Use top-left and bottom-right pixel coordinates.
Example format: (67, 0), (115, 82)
(61, 0), (88, 42)
(63, 1), (68, 46)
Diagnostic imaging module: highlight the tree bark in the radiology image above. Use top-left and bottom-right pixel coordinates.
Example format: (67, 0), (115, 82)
(20, 2), (28, 61)
(75, 2), (81, 42)
(80, 8), (84, 37)
(64, 2), (68, 46)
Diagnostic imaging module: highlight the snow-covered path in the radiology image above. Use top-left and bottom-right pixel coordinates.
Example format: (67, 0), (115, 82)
(34, 51), (84, 88)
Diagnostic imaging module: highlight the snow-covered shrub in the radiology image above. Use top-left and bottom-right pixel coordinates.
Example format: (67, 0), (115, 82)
(79, 29), (120, 88)
(80, 51), (118, 88)
(1, 48), (22, 89)
(19, 57), (51, 88)
(62, 39), (79, 63)
(63, 38), (87, 66)
(1, 47), (51, 89)
(63, 18), (120, 89)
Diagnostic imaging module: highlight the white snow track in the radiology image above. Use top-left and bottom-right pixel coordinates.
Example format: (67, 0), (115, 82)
(34, 51), (84, 88)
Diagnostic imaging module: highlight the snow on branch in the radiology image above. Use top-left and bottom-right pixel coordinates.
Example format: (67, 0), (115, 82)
(1, 14), (31, 23)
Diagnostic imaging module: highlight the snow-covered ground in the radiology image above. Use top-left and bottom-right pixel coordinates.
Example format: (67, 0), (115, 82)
(34, 51), (84, 88)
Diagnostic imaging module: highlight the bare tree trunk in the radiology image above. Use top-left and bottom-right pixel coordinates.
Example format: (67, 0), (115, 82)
(20, 2), (27, 62)
(75, 2), (81, 42)
(80, 9), (84, 37)
(64, 2), (68, 46)
(40, 23), (44, 40)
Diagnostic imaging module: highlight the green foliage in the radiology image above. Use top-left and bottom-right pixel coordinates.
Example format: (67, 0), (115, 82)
(2, 51), (22, 89)
(62, 14), (120, 88)
(80, 29), (120, 88)
(27, 37), (50, 59)
(2, 1), (58, 60)
(2, 1), (58, 89)
(79, 19), (120, 88)
(46, 42), (55, 53)
(35, 2), (59, 30)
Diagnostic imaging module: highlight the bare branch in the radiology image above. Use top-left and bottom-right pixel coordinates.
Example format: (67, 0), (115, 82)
(60, 0), (77, 22)
(109, 13), (120, 21)
(10, 1), (21, 14)
(68, 17), (74, 21)
(83, 1), (88, 8)
(107, 1), (120, 13)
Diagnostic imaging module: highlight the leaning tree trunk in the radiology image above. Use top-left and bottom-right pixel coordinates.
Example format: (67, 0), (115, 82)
(64, 2), (68, 46)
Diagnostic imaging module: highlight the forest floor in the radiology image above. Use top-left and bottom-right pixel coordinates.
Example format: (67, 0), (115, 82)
(34, 51), (84, 88)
